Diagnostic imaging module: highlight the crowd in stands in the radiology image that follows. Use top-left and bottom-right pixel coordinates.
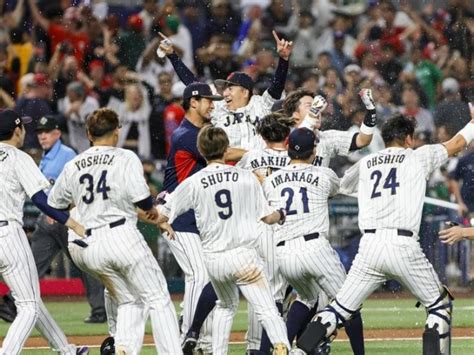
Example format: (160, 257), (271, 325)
(0, 0), (473, 217)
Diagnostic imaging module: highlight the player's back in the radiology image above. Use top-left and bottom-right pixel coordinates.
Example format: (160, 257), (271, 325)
(0, 143), (48, 223)
(59, 146), (148, 229)
(189, 163), (270, 252)
(355, 144), (447, 233)
(238, 147), (290, 177)
(263, 163), (340, 243)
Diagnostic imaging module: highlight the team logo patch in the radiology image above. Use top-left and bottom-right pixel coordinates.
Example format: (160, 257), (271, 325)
(294, 145), (300, 151)
(192, 90), (198, 95)
(15, 118), (21, 125)
(40, 116), (48, 125)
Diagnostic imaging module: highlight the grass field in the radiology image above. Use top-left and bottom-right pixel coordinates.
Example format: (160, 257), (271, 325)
(2, 296), (473, 354)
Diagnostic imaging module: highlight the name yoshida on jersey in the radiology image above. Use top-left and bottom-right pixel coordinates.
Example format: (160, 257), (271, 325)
(48, 146), (150, 230)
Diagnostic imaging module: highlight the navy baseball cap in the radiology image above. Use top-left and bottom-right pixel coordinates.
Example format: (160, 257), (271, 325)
(36, 115), (60, 132)
(215, 72), (254, 92)
(183, 82), (223, 101)
(0, 109), (32, 139)
(288, 128), (317, 159)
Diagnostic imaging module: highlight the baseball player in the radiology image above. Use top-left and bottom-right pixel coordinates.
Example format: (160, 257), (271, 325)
(0, 109), (87, 354)
(292, 108), (474, 355)
(158, 125), (290, 355)
(0, 115), (106, 325)
(262, 128), (364, 354)
(157, 30), (292, 151)
(47, 108), (182, 354)
(238, 113), (292, 354)
(162, 82), (224, 353)
(282, 88), (376, 168)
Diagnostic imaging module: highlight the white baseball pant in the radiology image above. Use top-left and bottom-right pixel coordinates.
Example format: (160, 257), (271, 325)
(69, 221), (181, 354)
(0, 222), (77, 355)
(164, 231), (212, 351)
(205, 246), (290, 355)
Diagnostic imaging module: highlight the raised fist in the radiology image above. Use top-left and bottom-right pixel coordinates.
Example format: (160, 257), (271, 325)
(309, 95), (328, 117)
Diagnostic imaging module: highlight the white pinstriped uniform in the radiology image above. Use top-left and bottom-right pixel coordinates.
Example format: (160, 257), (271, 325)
(334, 145), (448, 314)
(212, 91), (275, 150)
(0, 143), (79, 355)
(237, 148), (290, 349)
(162, 163), (290, 355)
(48, 146), (181, 355)
(263, 164), (347, 309)
(312, 130), (355, 167)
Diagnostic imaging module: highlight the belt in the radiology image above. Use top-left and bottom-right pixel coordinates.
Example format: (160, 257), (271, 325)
(85, 218), (126, 237)
(0, 221), (8, 227)
(364, 229), (413, 237)
(277, 232), (319, 247)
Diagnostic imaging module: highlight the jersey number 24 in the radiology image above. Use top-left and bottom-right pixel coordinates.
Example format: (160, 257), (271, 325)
(370, 168), (399, 199)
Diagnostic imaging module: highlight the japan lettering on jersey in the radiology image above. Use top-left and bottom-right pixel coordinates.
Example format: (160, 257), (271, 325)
(0, 143), (50, 224)
(263, 164), (339, 245)
(313, 130), (355, 167)
(212, 91), (275, 150)
(48, 146), (150, 229)
(340, 144), (448, 234)
(237, 148), (290, 177)
(162, 163), (273, 253)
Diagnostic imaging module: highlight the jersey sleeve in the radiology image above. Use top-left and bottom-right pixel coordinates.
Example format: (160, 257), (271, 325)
(340, 161), (360, 196)
(325, 168), (341, 197)
(48, 164), (72, 209)
(259, 90), (277, 112)
(15, 151), (50, 198)
(322, 130), (356, 157)
(125, 152), (152, 203)
(415, 144), (449, 179)
(174, 134), (205, 183)
(236, 151), (251, 169)
(252, 174), (274, 220)
(161, 179), (193, 223)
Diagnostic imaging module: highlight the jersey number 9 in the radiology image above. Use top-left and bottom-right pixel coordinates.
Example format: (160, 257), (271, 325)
(215, 189), (233, 220)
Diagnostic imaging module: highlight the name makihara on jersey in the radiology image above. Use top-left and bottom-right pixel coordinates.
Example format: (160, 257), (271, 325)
(237, 148), (290, 177)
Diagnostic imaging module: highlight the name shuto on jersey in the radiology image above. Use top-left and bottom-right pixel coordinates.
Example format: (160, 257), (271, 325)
(200, 171), (239, 189)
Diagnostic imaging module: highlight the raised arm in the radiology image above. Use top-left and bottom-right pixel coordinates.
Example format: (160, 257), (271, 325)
(27, 0), (50, 31)
(442, 103), (474, 157)
(158, 32), (197, 85)
(355, 89), (376, 148)
(267, 30), (292, 99)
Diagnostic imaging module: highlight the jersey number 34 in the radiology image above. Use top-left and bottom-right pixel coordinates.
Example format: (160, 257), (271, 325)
(79, 170), (111, 204)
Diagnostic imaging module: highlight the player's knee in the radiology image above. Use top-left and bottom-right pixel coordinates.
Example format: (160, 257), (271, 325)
(424, 286), (453, 354)
(215, 299), (238, 314)
(15, 300), (39, 321)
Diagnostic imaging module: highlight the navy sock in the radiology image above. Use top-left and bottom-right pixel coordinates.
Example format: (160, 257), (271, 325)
(259, 302), (283, 354)
(344, 312), (365, 355)
(188, 282), (218, 334)
(287, 300), (311, 344)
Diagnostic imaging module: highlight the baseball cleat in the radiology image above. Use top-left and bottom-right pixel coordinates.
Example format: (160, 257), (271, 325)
(76, 346), (89, 354)
(272, 342), (289, 355)
(0, 303), (16, 323)
(182, 330), (199, 355)
(100, 336), (115, 355)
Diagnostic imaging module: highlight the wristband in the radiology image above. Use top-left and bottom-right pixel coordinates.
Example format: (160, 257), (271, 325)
(360, 123), (375, 135)
(458, 122), (474, 144)
(277, 208), (286, 225)
(363, 109), (377, 128)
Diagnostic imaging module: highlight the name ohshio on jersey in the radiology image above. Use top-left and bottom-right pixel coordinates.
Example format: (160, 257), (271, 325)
(74, 154), (116, 171)
(366, 154), (405, 169)
(250, 156), (289, 170)
(270, 171), (319, 188)
(201, 171), (239, 188)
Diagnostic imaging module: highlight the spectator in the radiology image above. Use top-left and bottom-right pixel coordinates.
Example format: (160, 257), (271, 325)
(14, 73), (53, 149)
(434, 78), (471, 136)
(160, 15), (194, 70)
(205, 0), (241, 42)
(399, 85), (435, 134)
(58, 81), (99, 152)
(27, 0), (90, 66)
(290, 11), (318, 70)
(139, 0), (159, 39)
(115, 83), (152, 158)
(377, 43), (403, 85)
(116, 14), (147, 70)
(181, 2), (207, 56)
(196, 35), (241, 81)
